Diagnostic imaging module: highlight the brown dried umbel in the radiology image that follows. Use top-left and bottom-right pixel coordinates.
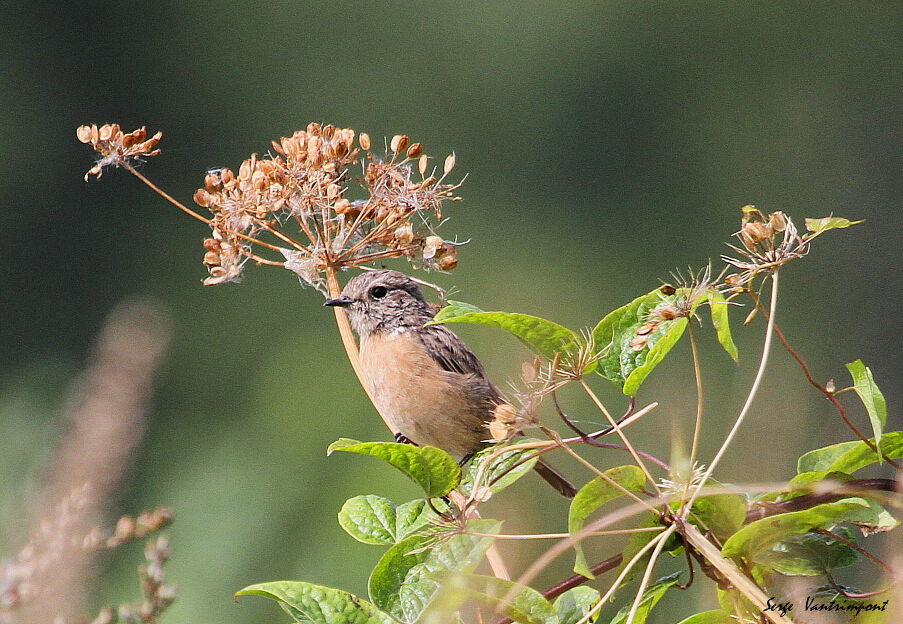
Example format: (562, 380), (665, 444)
(78, 123), (463, 291)
(721, 206), (807, 289)
(77, 124), (162, 181)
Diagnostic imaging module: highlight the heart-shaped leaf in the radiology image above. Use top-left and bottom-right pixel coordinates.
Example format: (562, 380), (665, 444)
(707, 290), (738, 362)
(845, 360), (887, 452)
(796, 432), (903, 475)
(805, 216), (862, 234)
(338, 495), (436, 545)
(368, 519), (500, 623)
(328, 439), (460, 498)
(458, 441), (540, 496)
(721, 499), (877, 559)
(429, 301), (581, 362)
(567, 465), (646, 578)
(592, 288), (697, 395)
(235, 580), (394, 624)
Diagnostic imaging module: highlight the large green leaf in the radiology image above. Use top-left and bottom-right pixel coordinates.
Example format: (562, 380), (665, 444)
(675, 610), (734, 624)
(553, 586), (601, 624)
(327, 439), (461, 498)
(338, 495), (436, 545)
(804, 216), (863, 234)
(687, 490), (747, 543)
(568, 466), (647, 578)
(429, 301), (581, 362)
(845, 360), (887, 451)
(458, 442), (539, 496)
(368, 519), (500, 623)
(707, 290), (738, 362)
(752, 527), (859, 576)
(592, 288), (695, 395)
(607, 571), (681, 624)
(235, 581), (394, 624)
(796, 432), (903, 475)
(431, 573), (556, 624)
(721, 499), (877, 559)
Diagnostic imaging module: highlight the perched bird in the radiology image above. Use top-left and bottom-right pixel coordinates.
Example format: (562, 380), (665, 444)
(325, 269), (576, 497)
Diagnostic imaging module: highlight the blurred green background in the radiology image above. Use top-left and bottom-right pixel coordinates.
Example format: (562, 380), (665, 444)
(1, 1), (900, 621)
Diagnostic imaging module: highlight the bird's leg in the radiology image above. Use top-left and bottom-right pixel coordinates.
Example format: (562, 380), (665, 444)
(457, 451), (477, 467)
(394, 432), (418, 446)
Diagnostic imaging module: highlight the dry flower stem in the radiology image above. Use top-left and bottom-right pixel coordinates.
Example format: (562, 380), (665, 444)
(324, 266), (397, 434)
(686, 272), (779, 512)
(624, 524), (677, 624)
(679, 521), (792, 624)
(579, 380), (662, 496)
(569, 529), (674, 624)
(679, 324), (705, 515)
(541, 425), (657, 513)
(468, 527), (665, 541)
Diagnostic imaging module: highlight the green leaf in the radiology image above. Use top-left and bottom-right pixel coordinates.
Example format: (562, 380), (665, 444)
(796, 432), (903, 474)
(707, 291), (738, 362)
(235, 581), (394, 624)
(752, 527), (859, 576)
(368, 519), (500, 623)
(338, 495), (436, 545)
(553, 586), (601, 624)
(608, 571), (681, 624)
(429, 302), (581, 362)
(592, 288), (695, 396)
(845, 360), (887, 452)
(615, 512), (672, 585)
(675, 610), (735, 624)
(721, 499), (877, 559)
(688, 490), (747, 542)
(328, 439), (461, 498)
(805, 216), (863, 234)
(431, 573), (555, 624)
(432, 300), (485, 322)
(458, 441), (540, 496)
(568, 466), (647, 578)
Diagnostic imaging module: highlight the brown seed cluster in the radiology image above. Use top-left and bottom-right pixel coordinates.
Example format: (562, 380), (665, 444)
(191, 122), (462, 288)
(77, 124), (162, 181)
(722, 206), (807, 289)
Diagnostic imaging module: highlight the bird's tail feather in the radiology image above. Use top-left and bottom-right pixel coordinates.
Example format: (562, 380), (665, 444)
(533, 458), (577, 498)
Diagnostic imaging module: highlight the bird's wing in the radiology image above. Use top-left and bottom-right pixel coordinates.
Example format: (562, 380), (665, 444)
(415, 324), (489, 378)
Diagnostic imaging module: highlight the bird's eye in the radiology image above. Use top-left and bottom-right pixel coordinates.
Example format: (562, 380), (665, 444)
(370, 286), (388, 299)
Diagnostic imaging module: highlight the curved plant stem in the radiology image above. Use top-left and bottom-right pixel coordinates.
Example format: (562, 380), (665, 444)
(323, 265), (397, 435)
(579, 380), (662, 496)
(625, 524), (677, 624)
(685, 271), (779, 512)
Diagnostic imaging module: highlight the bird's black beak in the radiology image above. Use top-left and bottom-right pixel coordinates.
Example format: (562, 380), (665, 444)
(323, 296), (353, 307)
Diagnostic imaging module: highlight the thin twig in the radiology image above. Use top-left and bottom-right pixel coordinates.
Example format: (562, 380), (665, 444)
(686, 271), (779, 512)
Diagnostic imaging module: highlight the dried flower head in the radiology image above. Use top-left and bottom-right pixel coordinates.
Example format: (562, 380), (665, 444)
(193, 123), (463, 289)
(721, 206), (808, 289)
(77, 124), (162, 181)
(77, 122), (464, 290)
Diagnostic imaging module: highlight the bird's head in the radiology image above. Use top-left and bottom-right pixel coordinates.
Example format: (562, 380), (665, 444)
(324, 270), (433, 337)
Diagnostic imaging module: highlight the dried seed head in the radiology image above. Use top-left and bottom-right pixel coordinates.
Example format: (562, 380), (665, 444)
(390, 134), (409, 154)
(629, 335), (648, 351)
(77, 124), (163, 180)
(358, 132), (371, 150)
(406, 142), (423, 159)
(444, 153), (456, 175)
(423, 235), (443, 260)
(659, 284), (676, 295)
(418, 154), (428, 177)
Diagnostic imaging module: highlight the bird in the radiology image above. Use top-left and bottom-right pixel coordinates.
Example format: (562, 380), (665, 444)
(324, 269), (577, 498)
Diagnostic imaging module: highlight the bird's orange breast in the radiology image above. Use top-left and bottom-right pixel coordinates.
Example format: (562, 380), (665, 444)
(359, 329), (481, 457)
